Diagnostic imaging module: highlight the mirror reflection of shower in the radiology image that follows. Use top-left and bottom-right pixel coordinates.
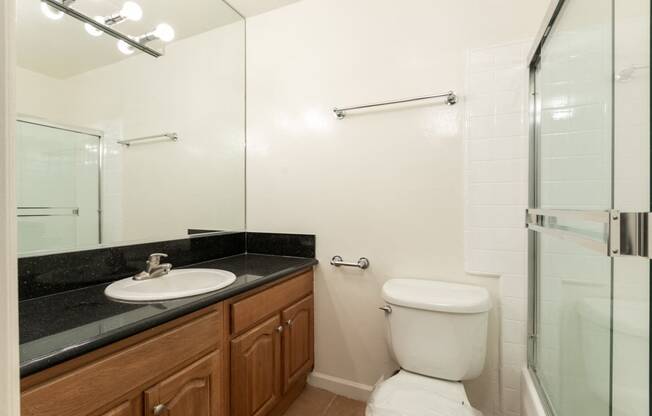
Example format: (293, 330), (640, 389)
(16, 118), (101, 254)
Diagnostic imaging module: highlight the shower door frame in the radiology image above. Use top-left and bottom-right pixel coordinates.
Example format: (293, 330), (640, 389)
(526, 0), (609, 414)
(16, 114), (105, 246)
(526, 0), (565, 386)
(526, 0), (652, 414)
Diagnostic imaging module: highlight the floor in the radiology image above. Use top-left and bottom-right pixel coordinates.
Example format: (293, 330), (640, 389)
(282, 386), (367, 416)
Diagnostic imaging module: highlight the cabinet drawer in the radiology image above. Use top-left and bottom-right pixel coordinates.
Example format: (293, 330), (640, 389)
(230, 271), (313, 335)
(22, 308), (222, 416)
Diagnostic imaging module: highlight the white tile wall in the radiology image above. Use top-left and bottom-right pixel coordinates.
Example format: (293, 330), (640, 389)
(464, 40), (531, 416)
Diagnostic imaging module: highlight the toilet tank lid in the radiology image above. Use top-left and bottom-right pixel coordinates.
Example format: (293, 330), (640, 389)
(382, 279), (492, 313)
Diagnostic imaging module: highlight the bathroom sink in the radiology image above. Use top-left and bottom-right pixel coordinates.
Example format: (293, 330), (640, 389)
(105, 268), (237, 302)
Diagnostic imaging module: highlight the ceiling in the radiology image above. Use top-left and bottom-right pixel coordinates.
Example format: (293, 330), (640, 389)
(18, 0), (243, 79)
(226, 0), (301, 17)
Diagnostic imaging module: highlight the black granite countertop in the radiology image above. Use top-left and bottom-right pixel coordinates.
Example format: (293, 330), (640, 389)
(19, 254), (317, 377)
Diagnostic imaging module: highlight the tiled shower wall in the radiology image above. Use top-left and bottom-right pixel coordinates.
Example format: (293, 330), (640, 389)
(464, 40), (530, 416)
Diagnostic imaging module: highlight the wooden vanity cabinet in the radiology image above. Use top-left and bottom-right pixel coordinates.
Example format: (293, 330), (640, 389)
(144, 352), (222, 416)
(98, 399), (142, 416)
(21, 305), (225, 416)
(230, 316), (283, 416)
(281, 295), (314, 393)
(20, 269), (314, 416)
(228, 271), (314, 416)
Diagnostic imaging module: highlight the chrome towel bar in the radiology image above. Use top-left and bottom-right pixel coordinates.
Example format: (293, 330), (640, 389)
(331, 255), (370, 270)
(17, 206), (80, 218)
(333, 91), (457, 119)
(118, 133), (178, 147)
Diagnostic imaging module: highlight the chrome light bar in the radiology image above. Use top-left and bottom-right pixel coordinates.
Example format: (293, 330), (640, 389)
(41, 0), (162, 58)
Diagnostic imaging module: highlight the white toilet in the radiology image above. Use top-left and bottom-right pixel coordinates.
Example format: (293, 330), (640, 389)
(366, 279), (492, 416)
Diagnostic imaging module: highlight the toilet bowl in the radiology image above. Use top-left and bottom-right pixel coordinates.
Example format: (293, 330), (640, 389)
(366, 279), (491, 416)
(366, 370), (482, 416)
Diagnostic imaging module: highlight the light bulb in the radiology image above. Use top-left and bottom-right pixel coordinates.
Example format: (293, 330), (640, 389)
(84, 16), (105, 37)
(41, 2), (64, 20)
(153, 23), (175, 42)
(117, 40), (135, 55)
(120, 1), (143, 21)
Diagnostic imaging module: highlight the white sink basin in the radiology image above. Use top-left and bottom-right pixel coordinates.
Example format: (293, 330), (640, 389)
(105, 268), (237, 302)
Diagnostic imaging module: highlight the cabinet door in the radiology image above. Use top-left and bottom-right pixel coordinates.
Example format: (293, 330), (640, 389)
(144, 352), (221, 416)
(281, 295), (314, 392)
(230, 315), (282, 416)
(98, 399), (141, 416)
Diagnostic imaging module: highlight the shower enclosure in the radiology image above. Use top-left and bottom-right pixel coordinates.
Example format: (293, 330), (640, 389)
(526, 0), (649, 415)
(16, 118), (102, 254)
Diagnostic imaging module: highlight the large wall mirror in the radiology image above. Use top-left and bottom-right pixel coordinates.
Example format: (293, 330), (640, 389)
(16, 0), (245, 256)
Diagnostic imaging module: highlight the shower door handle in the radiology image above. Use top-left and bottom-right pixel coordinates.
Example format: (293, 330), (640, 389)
(526, 208), (652, 258)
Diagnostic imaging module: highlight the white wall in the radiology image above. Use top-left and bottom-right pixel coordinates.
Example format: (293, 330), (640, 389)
(16, 21), (246, 249)
(16, 68), (66, 122)
(0, 0), (20, 414)
(246, 1), (548, 414)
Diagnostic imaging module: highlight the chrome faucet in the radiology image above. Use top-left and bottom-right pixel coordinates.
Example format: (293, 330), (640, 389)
(133, 253), (172, 281)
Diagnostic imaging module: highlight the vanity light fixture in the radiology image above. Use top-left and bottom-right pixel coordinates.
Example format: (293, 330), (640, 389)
(40, 0), (76, 20)
(40, 0), (164, 57)
(84, 1), (143, 37)
(117, 23), (175, 55)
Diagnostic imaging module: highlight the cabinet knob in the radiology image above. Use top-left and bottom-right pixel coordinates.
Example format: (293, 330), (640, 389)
(286, 319), (293, 327)
(276, 325), (284, 333)
(153, 404), (168, 415)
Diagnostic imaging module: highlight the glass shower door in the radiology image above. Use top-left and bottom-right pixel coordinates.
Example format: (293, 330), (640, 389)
(16, 119), (101, 254)
(527, 1), (649, 415)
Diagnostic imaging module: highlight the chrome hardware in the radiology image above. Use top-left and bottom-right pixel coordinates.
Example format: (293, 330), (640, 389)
(610, 211), (621, 255)
(118, 132), (178, 147)
(526, 208), (652, 258)
(617, 212), (650, 257)
(286, 319), (293, 327)
(525, 208), (611, 255)
(276, 325), (284, 333)
(330, 255), (370, 270)
(153, 404), (167, 415)
(17, 206), (80, 218)
(41, 0), (163, 58)
(334, 91), (457, 119)
(133, 253), (173, 281)
(379, 305), (392, 313)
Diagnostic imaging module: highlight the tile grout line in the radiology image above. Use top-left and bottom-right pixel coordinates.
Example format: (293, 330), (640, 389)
(320, 394), (338, 416)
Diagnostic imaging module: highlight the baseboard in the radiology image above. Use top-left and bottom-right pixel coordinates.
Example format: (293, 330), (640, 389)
(307, 371), (374, 402)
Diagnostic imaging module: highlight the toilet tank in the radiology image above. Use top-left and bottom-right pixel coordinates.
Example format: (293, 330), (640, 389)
(382, 279), (492, 381)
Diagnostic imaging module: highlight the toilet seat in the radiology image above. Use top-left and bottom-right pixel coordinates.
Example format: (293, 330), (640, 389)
(366, 370), (482, 416)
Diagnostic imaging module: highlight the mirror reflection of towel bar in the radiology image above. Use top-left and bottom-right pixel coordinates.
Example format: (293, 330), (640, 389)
(331, 255), (370, 270)
(17, 207), (80, 217)
(118, 133), (178, 147)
